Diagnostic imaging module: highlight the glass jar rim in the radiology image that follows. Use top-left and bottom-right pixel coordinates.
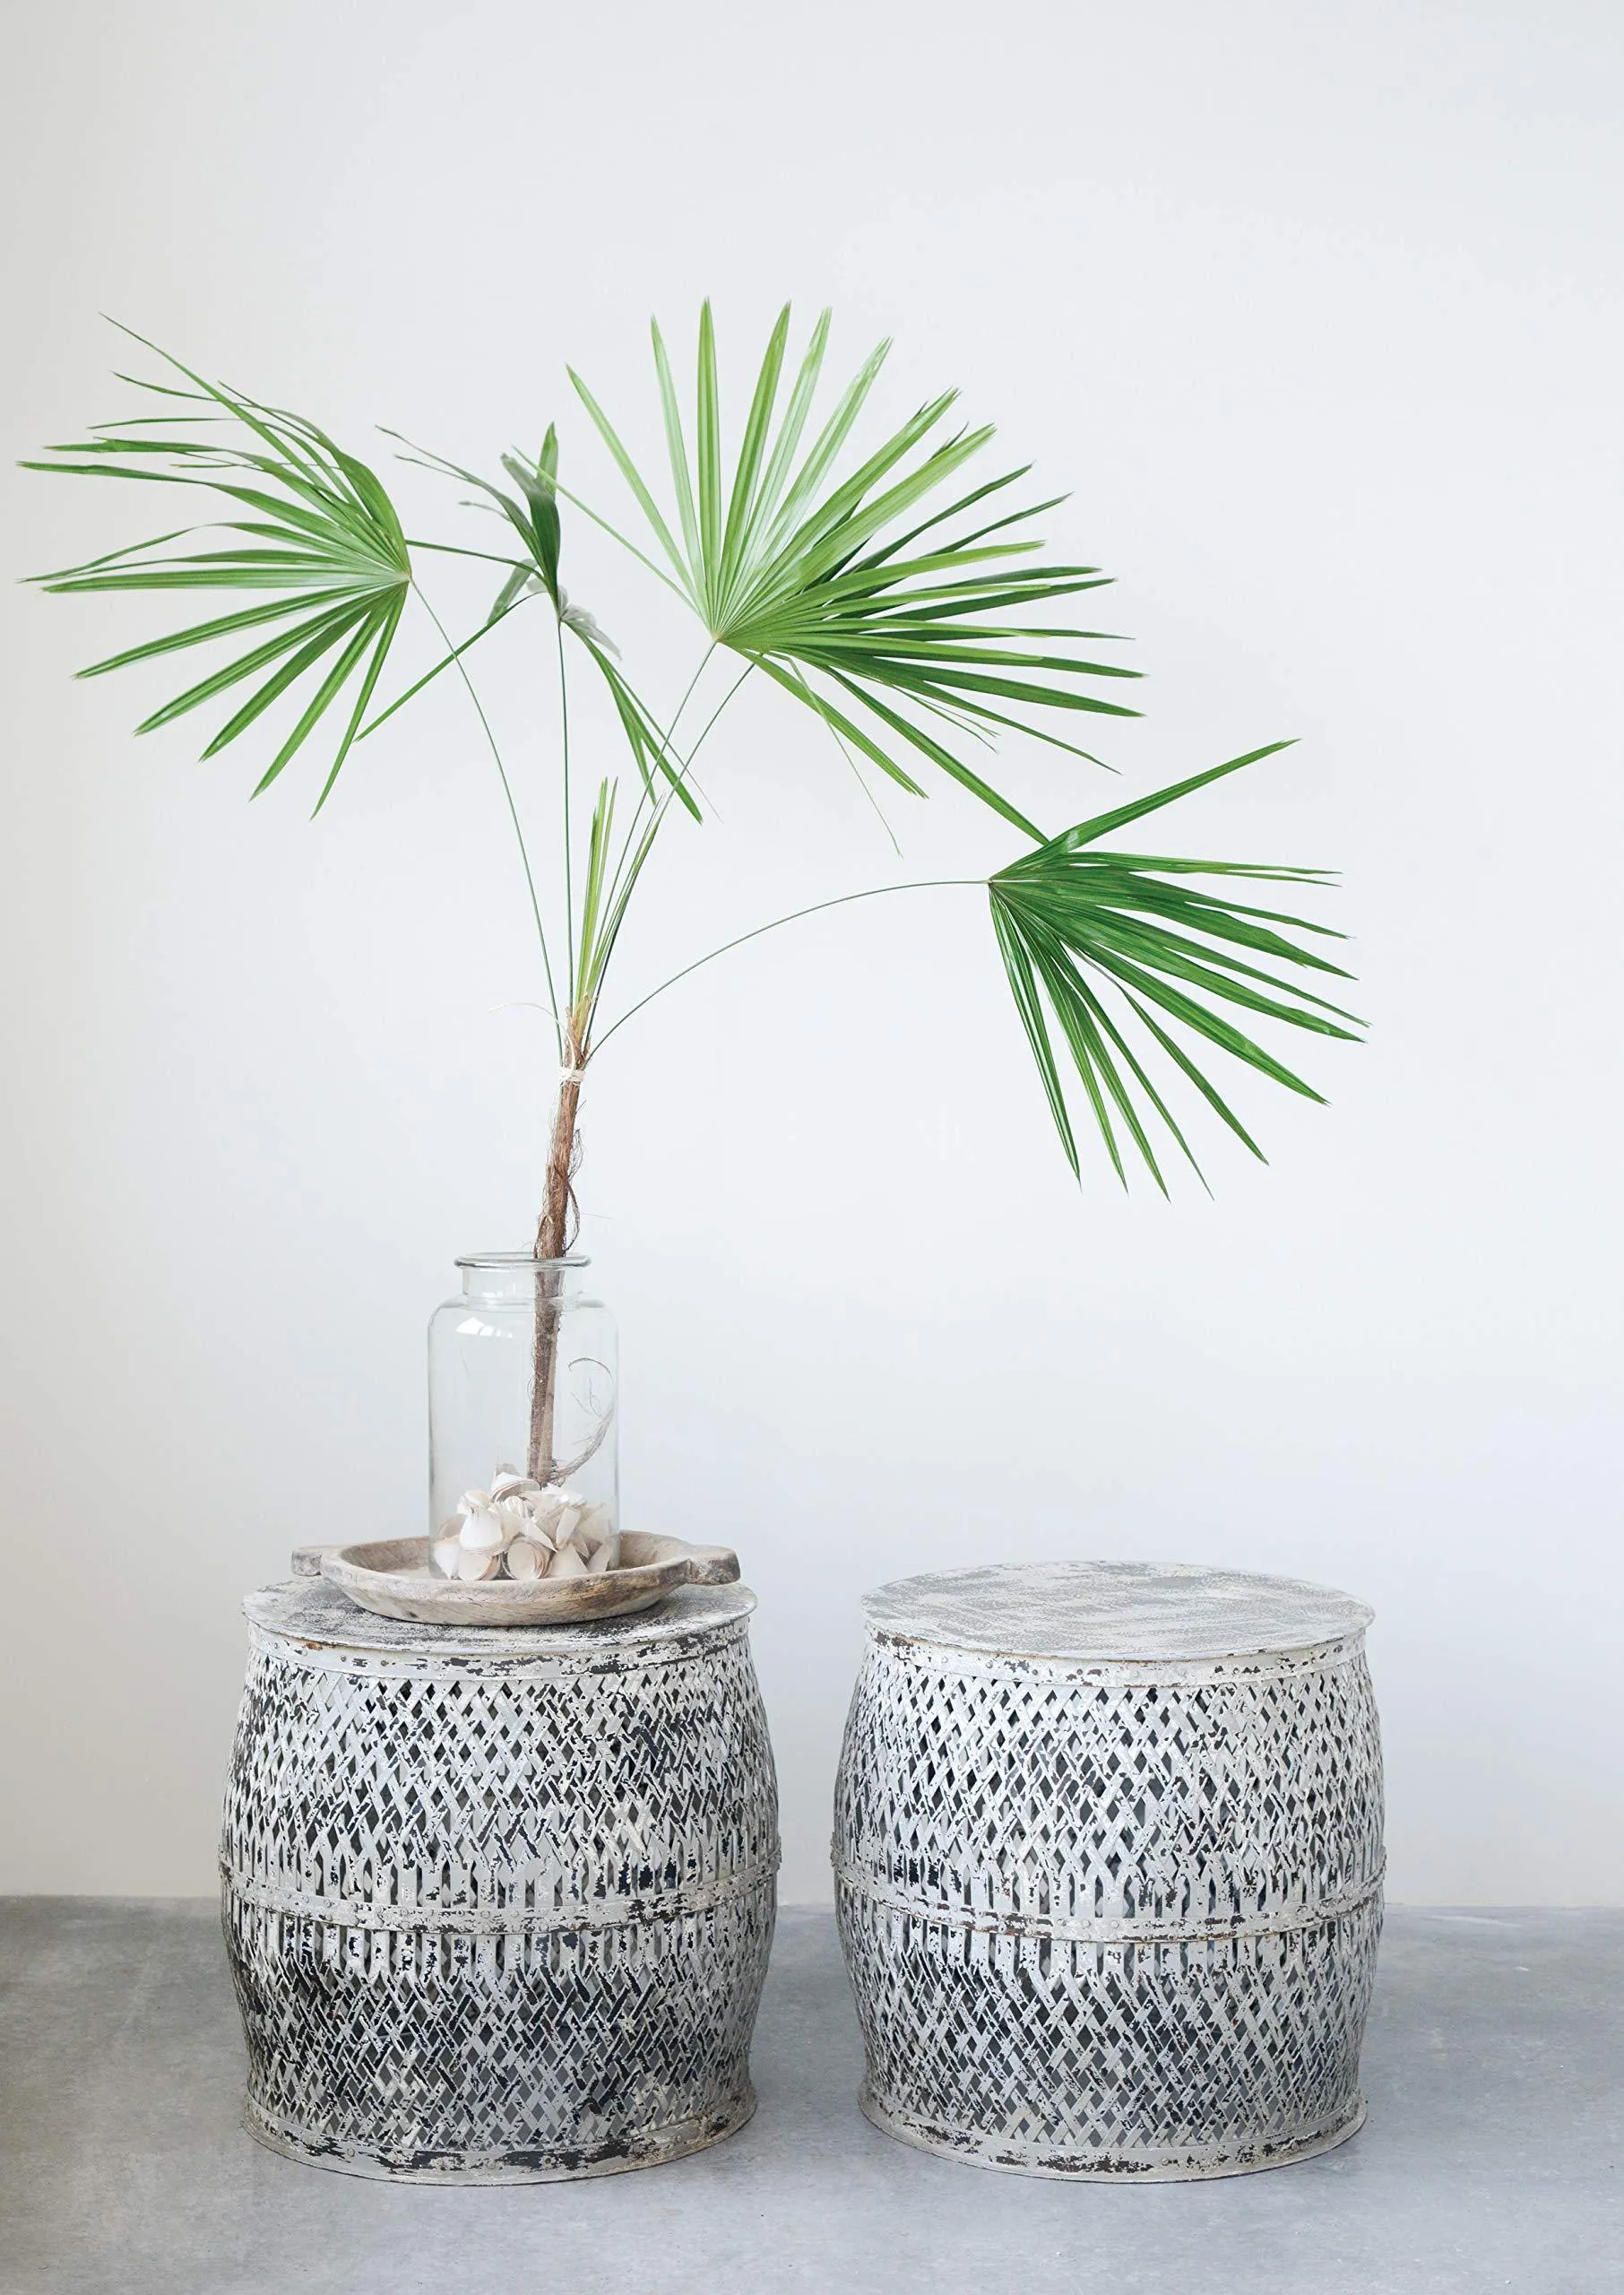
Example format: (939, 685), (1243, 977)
(454, 1251), (591, 1270)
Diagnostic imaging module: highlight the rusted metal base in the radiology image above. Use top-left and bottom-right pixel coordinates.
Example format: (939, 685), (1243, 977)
(857, 2086), (1368, 2182)
(242, 2085), (758, 2185)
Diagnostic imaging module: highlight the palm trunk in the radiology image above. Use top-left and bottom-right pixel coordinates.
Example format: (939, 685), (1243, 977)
(527, 1063), (581, 1482)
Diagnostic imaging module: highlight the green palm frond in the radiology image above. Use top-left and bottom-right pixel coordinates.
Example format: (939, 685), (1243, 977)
(575, 637), (703, 822)
(22, 332), (410, 808)
(24, 310), (1361, 1202)
(567, 302), (1139, 836)
(376, 427), (701, 823)
(384, 422), (561, 618)
(989, 743), (1364, 1191)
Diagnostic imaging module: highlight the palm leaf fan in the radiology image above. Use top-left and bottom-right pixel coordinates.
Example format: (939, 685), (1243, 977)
(989, 744), (1364, 1191)
(566, 302), (1140, 838)
(22, 329), (411, 810)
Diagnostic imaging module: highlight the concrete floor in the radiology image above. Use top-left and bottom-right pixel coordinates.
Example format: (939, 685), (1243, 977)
(1, 1903), (1620, 2295)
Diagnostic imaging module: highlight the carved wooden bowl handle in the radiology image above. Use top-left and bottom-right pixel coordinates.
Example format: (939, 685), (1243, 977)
(683, 1545), (740, 1585)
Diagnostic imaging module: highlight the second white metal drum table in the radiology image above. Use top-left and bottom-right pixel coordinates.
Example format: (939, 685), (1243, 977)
(833, 1560), (1384, 2180)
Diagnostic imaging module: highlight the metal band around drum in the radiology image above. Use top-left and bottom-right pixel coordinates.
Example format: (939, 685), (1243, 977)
(834, 1858), (1385, 1945)
(222, 1856), (780, 1936)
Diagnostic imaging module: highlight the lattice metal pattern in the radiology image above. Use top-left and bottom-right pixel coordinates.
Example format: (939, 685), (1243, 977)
(222, 1581), (779, 2182)
(836, 1652), (1383, 1934)
(834, 1564), (1383, 2180)
(837, 1894), (1381, 2178)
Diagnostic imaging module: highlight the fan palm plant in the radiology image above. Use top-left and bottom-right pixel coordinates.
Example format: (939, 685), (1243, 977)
(25, 306), (1360, 1485)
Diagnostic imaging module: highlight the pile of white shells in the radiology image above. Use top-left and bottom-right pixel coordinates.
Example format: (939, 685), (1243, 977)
(430, 1472), (620, 1583)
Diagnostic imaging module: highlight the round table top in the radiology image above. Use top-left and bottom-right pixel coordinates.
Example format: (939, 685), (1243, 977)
(861, 1560), (1372, 1662)
(246, 1574), (756, 1656)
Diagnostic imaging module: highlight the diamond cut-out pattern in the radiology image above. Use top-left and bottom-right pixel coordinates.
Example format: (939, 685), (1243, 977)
(222, 1596), (779, 2181)
(834, 1613), (1382, 2178)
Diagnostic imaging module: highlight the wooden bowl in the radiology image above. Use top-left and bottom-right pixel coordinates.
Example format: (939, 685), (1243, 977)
(293, 1532), (740, 1627)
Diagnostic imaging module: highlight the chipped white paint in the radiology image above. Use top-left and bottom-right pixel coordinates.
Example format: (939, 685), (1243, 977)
(222, 1577), (779, 2181)
(860, 1558), (1374, 1660)
(834, 1560), (1385, 2181)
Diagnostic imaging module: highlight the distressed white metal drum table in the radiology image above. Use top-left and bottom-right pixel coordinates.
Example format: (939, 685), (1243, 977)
(834, 1561), (1383, 2179)
(221, 1573), (779, 2181)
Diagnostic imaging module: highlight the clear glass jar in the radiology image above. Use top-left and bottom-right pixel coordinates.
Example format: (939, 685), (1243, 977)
(428, 1257), (618, 1566)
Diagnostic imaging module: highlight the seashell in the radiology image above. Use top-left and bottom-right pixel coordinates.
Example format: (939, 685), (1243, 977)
(549, 1543), (589, 1580)
(489, 1471), (540, 1501)
(503, 1538), (545, 1581)
(585, 1542), (613, 1576)
(526, 1487), (567, 1537)
(454, 1545), (501, 1582)
(491, 1496), (531, 1541)
(554, 1504), (587, 1546)
(576, 1504), (613, 1550)
(430, 1534), (462, 1580)
(459, 1507), (507, 1554)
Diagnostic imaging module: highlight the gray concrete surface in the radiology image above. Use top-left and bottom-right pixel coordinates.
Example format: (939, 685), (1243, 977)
(1, 1901), (1620, 2295)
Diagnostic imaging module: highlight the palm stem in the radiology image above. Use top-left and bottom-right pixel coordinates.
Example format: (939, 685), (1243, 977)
(414, 582), (560, 1052)
(405, 539), (532, 570)
(525, 643), (748, 1477)
(528, 1061), (582, 1480)
(669, 645), (716, 743)
(597, 651), (738, 949)
(601, 644), (716, 890)
(594, 878), (980, 1052)
(558, 618), (574, 1005)
(663, 655), (747, 810)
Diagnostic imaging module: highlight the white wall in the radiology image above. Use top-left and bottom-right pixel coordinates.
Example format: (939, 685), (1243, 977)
(2, 0), (1620, 1904)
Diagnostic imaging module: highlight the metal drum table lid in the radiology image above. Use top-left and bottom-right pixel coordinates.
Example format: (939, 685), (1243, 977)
(222, 1573), (779, 2182)
(834, 1560), (1383, 2181)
